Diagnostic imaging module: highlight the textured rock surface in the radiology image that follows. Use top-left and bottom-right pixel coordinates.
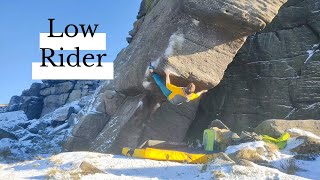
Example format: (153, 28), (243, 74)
(291, 136), (320, 154)
(7, 81), (100, 119)
(65, 0), (287, 153)
(189, 0), (320, 137)
(211, 127), (240, 151)
(255, 119), (320, 137)
(116, 0), (287, 91)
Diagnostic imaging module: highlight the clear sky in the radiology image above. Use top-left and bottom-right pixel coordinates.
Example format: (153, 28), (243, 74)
(0, 0), (141, 104)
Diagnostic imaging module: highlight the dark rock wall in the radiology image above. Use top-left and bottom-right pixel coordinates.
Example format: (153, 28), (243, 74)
(189, 0), (320, 139)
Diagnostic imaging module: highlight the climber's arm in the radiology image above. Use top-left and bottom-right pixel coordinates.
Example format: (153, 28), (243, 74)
(196, 90), (208, 97)
(187, 90), (208, 101)
(165, 71), (183, 94)
(165, 71), (171, 85)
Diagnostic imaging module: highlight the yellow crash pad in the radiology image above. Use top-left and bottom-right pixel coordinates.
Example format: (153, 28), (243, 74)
(122, 147), (212, 164)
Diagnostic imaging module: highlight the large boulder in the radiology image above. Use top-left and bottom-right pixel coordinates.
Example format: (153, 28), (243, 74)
(211, 127), (240, 151)
(7, 96), (21, 112)
(19, 96), (43, 120)
(65, 0), (288, 153)
(7, 95), (43, 120)
(115, 0), (287, 92)
(41, 94), (69, 116)
(63, 99), (110, 151)
(21, 83), (42, 96)
(190, 0), (320, 135)
(255, 119), (320, 137)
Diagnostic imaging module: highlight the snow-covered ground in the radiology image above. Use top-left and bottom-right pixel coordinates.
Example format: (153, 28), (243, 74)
(0, 151), (307, 180)
(225, 130), (320, 180)
(0, 129), (319, 179)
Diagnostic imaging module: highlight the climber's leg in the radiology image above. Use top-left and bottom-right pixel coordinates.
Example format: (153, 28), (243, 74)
(152, 73), (172, 97)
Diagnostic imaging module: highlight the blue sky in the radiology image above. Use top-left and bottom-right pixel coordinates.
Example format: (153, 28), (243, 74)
(0, 0), (140, 104)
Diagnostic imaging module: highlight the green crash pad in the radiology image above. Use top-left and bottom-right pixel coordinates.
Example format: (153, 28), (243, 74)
(262, 132), (290, 149)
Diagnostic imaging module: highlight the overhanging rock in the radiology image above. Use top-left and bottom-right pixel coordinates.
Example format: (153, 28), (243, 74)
(64, 0), (288, 153)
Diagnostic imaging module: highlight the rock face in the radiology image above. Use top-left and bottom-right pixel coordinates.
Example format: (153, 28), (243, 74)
(65, 0), (287, 153)
(117, 0), (287, 91)
(7, 81), (100, 119)
(189, 0), (320, 136)
(255, 119), (320, 137)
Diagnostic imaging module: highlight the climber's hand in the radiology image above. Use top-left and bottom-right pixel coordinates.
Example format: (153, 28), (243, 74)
(196, 90), (208, 97)
(164, 69), (172, 76)
(164, 69), (171, 75)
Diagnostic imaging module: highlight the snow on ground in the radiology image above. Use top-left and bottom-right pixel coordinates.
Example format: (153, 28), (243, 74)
(269, 137), (320, 180)
(0, 151), (307, 180)
(225, 141), (265, 154)
(223, 130), (320, 179)
(295, 156), (320, 180)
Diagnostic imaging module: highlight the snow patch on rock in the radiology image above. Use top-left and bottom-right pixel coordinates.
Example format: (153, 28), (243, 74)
(165, 33), (185, 57)
(192, 19), (200, 26)
(304, 44), (320, 64)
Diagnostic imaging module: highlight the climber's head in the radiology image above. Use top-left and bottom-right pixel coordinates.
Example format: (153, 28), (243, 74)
(185, 83), (196, 95)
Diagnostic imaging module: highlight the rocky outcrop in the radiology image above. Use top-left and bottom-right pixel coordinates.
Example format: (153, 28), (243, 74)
(189, 0), (320, 136)
(255, 119), (320, 137)
(65, 0), (287, 153)
(0, 101), (84, 160)
(7, 81), (100, 119)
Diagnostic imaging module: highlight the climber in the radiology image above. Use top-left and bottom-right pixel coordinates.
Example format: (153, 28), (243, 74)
(149, 63), (208, 105)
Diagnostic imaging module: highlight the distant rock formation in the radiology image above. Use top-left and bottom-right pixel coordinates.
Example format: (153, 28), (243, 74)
(7, 81), (100, 120)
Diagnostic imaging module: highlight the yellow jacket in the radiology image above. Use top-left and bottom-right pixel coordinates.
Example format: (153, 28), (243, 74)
(166, 83), (199, 101)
